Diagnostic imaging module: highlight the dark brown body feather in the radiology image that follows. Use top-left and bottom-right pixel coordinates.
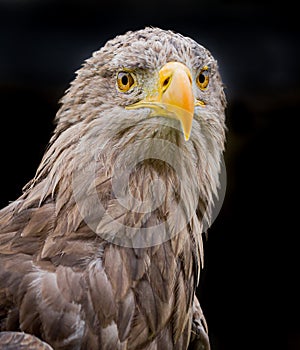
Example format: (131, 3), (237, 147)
(0, 332), (53, 349)
(0, 27), (225, 349)
(0, 157), (204, 349)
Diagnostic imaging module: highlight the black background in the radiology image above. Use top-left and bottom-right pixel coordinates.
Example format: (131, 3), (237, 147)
(0, 1), (297, 349)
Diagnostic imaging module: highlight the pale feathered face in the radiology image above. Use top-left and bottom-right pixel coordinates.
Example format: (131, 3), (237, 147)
(57, 27), (226, 147)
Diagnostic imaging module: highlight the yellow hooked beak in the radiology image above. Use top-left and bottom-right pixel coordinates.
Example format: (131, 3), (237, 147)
(126, 62), (194, 141)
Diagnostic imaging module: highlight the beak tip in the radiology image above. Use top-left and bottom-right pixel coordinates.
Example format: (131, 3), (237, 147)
(184, 133), (190, 141)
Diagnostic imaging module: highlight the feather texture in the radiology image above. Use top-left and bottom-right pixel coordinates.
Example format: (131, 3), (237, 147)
(0, 27), (226, 349)
(0, 332), (53, 349)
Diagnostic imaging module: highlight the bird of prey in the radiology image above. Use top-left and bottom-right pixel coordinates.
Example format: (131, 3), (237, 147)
(0, 27), (226, 349)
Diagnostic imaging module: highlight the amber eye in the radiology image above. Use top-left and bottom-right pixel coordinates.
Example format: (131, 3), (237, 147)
(117, 71), (135, 92)
(197, 66), (209, 90)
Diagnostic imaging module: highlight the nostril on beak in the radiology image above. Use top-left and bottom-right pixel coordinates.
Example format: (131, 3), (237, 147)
(163, 77), (170, 87)
(162, 76), (171, 92)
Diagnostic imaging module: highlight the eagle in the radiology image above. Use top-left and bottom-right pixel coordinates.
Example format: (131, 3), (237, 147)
(0, 27), (226, 349)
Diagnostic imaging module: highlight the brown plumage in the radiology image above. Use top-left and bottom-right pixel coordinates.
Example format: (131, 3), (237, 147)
(0, 27), (226, 349)
(0, 332), (53, 350)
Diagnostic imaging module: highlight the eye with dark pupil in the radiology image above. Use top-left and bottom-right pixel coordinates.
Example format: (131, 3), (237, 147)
(197, 68), (209, 90)
(117, 71), (135, 92)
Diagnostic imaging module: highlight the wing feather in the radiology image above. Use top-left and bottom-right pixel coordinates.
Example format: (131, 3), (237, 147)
(0, 332), (53, 350)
